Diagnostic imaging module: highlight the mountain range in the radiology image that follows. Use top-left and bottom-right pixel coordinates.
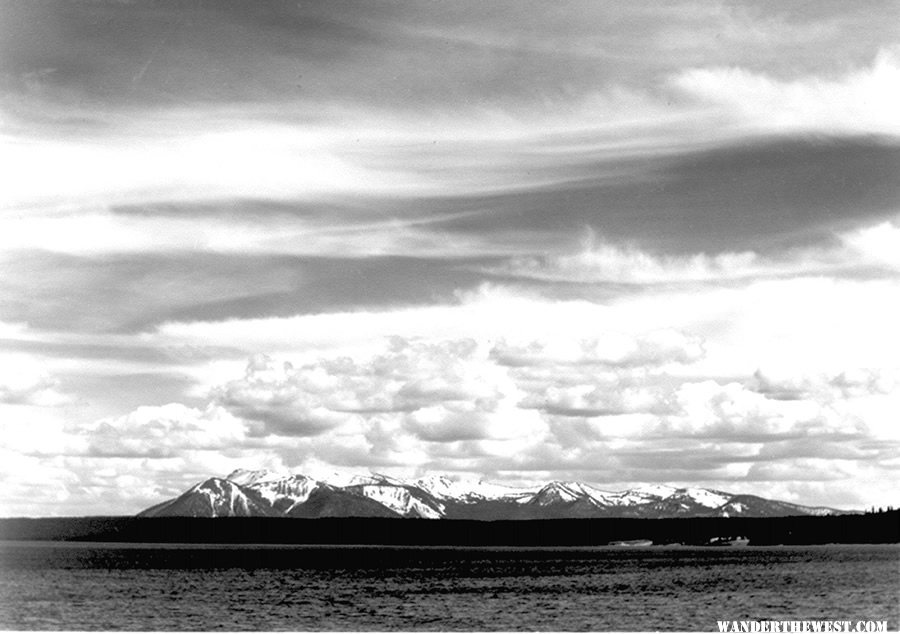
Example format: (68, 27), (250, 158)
(138, 470), (841, 520)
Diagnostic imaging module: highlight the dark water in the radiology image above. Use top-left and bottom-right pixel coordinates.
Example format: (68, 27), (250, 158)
(0, 542), (897, 631)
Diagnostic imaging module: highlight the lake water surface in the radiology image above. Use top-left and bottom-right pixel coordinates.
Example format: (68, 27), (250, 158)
(0, 542), (896, 631)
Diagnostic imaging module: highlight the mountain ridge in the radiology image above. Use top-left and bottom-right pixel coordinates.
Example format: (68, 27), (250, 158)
(137, 469), (845, 520)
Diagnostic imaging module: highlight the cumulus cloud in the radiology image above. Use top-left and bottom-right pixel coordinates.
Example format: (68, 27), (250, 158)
(403, 404), (496, 443)
(213, 342), (521, 443)
(750, 366), (899, 402)
(215, 355), (347, 437)
(84, 403), (247, 458)
(829, 368), (898, 398)
(667, 380), (867, 441)
(523, 384), (674, 418)
(749, 368), (817, 401)
(209, 330), (709, 448)
(5, 329), (896, 513)
(189, 330), (896, 479)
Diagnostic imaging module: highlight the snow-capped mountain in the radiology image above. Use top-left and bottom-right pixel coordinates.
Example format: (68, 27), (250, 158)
(138, 477), (277, 518)
(138, 470), (844, 520)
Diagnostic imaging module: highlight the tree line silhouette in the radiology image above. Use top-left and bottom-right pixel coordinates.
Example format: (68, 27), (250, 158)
(1, 509), (897, 546)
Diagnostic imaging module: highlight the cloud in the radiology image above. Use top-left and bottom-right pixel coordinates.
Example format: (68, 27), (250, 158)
(495, 219), (900, 286)
(0, 356), (67, 407)
(157, 326), (897, 480)
(523, 384), (674, 418)
(746, 458), (858, 483)
(0, 404), (73, 457)
(150, 262), (900, 396)
(403, 405), (496, 443)
(842, 221), (900, 271)
(498, 240), (770, 285)
(491, 330), (704, 368)
(750, 366), (899, 402)
(0, 116), (434, 212)
(829, 368), (897, 398)
(0, 449), (80, 516)
(212, 342), (522, 442)
(489, 331), (700, 420)
(749, 369), (816, 401)
(199, 328), (708, 444)
(3, 328), (897, 514)
(667, 380), (866, 441)
(756, 437), (888, 462)
(85, 403), (247, 458)
(671, 47), (900, 135)
(214, 355), (347, 438)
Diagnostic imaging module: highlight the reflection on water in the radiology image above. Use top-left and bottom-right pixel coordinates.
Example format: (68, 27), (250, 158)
(0, 543), (897, 631)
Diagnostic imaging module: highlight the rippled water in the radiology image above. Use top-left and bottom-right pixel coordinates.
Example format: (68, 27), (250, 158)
(0, 542), (896, 631)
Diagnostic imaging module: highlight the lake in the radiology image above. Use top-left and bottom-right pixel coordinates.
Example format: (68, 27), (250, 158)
(0, 542), (897, 630)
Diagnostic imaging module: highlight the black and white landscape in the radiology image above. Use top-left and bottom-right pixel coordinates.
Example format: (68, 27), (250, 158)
(1, 0), (898, 631)
(1, 0), (899, 521)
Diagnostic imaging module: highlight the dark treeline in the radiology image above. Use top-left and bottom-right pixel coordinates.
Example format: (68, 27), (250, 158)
(1, 510), (897, 546)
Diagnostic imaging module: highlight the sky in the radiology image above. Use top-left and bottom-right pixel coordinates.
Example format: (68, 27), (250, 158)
(0, 0), (898, 516)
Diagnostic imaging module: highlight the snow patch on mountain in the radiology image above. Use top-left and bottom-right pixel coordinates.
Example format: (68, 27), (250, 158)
(248, 474), (320, 508)
(677, 487), (731, 509)
(415, 474), (537, 502)
(565, 482), (618, 506)
(354, 485), (445, 519)
(603, 484), (678, 506)
(633, 484), (680, 498)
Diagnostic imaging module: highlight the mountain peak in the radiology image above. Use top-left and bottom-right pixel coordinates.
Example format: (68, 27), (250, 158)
(138, 470), (845, 520)
(141, 477), (272, 518)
